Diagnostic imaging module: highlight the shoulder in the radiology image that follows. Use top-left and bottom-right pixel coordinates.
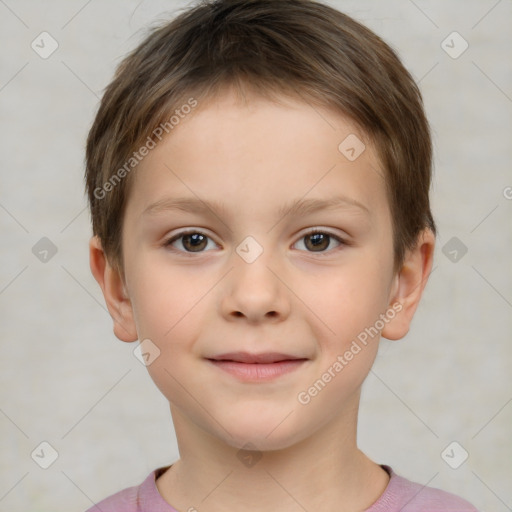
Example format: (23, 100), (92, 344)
(368, 466), (480, 512)
(84, 467), (173, 512)
(84, 481), (140, 512)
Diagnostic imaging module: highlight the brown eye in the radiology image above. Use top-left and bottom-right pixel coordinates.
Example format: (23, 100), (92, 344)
(182, 233), (208, 252)
(293, 231), (343, 253)
(167, 231), (217, 253)
(304, 233), (331, 251)
(304, 233), (330, 251)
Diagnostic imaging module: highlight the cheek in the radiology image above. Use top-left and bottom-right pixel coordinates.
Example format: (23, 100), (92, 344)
(124, 247), (210, 335)
(307, 261), (393, 346)
(132, 275), (205, 340)
(131, 270), (210, 406)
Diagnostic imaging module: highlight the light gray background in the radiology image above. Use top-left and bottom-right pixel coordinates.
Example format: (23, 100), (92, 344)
(0, 1), (511, 511)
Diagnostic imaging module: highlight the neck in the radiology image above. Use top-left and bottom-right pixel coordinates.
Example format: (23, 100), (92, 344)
(156, 403), (389, 512)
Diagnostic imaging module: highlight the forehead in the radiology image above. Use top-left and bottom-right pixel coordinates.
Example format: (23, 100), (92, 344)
(127, 88), (389, 223)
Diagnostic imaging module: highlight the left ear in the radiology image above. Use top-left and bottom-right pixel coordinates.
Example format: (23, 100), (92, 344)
(382, 229), (435, 340)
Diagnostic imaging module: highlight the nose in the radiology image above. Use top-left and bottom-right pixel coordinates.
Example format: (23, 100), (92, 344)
(220, 252), (291, 324)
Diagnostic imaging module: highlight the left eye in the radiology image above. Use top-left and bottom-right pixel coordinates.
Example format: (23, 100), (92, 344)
(293, 231), (343, 252)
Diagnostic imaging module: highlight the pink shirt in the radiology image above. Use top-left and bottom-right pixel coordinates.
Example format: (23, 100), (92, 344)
(86, 465), (479, 511)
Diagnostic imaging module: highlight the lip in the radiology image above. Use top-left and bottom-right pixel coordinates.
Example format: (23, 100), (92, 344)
(209, 352), (305, 364)
(206, 352), (308, 382)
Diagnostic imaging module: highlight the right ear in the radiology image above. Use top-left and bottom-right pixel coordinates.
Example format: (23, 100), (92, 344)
(89, 236), (138, 342)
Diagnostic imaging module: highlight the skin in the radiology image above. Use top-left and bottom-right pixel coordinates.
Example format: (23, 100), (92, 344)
(90, 86), (434, 512)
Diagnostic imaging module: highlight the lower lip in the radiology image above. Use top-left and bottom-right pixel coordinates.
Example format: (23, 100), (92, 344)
(207, 359), (307, 381)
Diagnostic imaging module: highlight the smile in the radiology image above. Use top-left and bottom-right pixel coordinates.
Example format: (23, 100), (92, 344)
(207, 359), (308, 381)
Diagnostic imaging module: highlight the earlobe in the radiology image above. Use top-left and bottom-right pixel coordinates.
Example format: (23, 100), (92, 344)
(89, 236), (138, 342)
(381, 229), (435, 341)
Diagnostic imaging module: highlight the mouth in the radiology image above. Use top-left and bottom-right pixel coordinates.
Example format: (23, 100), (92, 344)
(206, 352), (309, 381)
(208, 352), (306, 364)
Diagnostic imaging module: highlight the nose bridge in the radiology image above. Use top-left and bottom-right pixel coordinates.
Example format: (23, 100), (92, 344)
(221, 236), (289, 321)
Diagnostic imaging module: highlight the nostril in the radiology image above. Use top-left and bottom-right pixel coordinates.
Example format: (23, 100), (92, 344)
(266, 311), (278, 318)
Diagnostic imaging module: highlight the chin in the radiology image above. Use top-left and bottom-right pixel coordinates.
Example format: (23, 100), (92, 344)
(215, 414), (310, 453)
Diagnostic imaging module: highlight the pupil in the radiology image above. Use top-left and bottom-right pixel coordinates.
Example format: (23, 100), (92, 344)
(307, 233), (329, 251)
(185, 233), (206, 251)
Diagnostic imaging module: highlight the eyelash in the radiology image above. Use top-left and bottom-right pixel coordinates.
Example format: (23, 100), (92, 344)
(164, 229), (347, 255)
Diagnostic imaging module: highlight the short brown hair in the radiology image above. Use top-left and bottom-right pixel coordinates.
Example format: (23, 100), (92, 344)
(85, 0), (436, 273)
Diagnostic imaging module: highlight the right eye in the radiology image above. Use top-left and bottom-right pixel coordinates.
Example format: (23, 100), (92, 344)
(164, 231), (219, 253)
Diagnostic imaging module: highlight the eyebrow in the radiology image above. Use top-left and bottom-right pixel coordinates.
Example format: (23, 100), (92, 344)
(142, 195), (370, 220)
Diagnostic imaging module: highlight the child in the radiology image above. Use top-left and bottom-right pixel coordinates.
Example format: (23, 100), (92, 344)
(85, 0), (478, 510)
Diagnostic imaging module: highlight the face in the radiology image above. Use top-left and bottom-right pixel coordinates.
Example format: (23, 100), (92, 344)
(109, 88), (410, 451)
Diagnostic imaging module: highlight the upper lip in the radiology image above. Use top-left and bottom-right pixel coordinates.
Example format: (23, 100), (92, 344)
(207, 352), (307, 364)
